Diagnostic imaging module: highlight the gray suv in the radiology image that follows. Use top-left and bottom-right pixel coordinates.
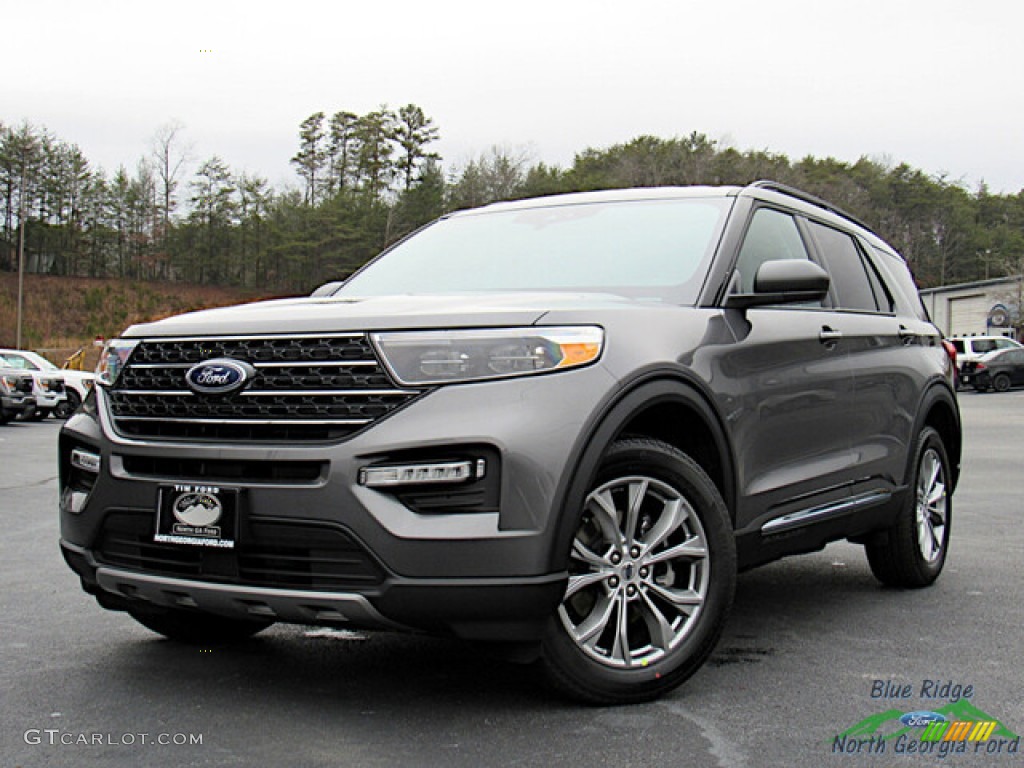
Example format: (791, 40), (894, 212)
(59, 182), (961, 703)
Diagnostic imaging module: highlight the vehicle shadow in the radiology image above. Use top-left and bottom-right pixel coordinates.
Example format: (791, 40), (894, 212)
(75, 544), (915, 712)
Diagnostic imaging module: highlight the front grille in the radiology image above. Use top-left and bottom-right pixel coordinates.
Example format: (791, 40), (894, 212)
(106, 334), (423, 442)
(95, 511), (387, 591)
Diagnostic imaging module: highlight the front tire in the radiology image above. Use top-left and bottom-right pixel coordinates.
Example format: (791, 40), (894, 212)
(865, 426), (951, 588)
(127, 606), (272, 644)
(54, 390), (81, 419)
(542, 438), (735, 704)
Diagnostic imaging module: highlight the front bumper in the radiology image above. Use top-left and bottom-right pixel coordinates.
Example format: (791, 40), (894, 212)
(33, 390), (66, 410)
(59, 364), (618, 639)
(2, 394), (35, 417)
(61, 542), (564, 640)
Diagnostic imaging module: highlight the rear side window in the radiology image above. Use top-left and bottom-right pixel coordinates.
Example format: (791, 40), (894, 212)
(734, 208), (812, 293)
(805, 221), (879, 312)
(870, 247), (929, 320)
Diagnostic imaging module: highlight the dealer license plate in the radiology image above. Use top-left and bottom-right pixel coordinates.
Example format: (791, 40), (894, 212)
(155, 484), (239, 548)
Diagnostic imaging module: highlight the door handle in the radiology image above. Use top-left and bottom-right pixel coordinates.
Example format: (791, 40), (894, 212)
(819, 327), (843, 345)
(898, 325), (918, 345)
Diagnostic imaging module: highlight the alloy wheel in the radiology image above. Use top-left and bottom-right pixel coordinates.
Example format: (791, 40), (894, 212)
(915, 447), (948, 563)
(558, 475), (710, 669)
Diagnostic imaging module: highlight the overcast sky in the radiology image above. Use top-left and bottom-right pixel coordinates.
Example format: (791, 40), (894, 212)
(5, 0), (1023, 194)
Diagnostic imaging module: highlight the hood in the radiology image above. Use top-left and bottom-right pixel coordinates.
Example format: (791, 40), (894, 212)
(123, 292), (640, 338)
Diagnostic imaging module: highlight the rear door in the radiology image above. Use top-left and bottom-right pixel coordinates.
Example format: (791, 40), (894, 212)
(803, 221), (923, 495)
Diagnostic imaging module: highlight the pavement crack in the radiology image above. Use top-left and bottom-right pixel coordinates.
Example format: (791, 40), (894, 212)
(0, 475), (58, 490)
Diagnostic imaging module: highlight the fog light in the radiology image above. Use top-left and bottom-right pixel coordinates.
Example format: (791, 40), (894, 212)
(61, 488), (90, 515)
(359, 459), (485, 488)
(70, 447), (101, 474)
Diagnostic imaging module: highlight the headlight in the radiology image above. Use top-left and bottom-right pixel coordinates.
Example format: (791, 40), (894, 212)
(372, 326), (604, 386)
(0, 375), (15, 394)
(95, 339), (140, 386)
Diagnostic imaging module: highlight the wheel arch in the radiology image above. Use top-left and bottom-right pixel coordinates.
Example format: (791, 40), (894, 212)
(546, 372), (736, 571)
(913, 382), (962, 493)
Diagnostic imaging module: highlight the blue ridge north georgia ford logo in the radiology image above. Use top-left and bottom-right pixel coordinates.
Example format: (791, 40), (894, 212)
(184, 358), (254, 395)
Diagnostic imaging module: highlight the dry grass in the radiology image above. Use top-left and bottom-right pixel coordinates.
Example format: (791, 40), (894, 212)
(0, 274), (268, 366)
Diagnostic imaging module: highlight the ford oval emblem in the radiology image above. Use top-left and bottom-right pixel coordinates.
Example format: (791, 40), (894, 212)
(184, 358), (254, 395)
(900, 711), (947, 728)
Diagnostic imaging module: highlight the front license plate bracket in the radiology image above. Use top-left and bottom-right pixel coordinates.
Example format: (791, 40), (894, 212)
(154, 484), (240, 549)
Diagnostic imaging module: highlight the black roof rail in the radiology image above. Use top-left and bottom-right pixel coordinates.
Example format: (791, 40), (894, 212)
(744, 180), (875, 235)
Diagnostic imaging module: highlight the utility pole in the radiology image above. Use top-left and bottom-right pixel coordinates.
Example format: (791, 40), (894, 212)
(16, 159), (27, 349)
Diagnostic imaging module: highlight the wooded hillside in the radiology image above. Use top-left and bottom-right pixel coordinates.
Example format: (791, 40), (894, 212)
(3, 110), (1023, 299)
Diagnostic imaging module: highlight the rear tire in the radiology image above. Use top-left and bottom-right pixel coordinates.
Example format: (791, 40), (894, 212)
(993, 373), (1011, 393)
(865, 427), (951, 588)
(128, 606), (272, 644)
(542, 438), (735, 704)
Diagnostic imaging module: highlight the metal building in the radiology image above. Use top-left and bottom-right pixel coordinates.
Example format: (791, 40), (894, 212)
(919, 276), (1022, 340)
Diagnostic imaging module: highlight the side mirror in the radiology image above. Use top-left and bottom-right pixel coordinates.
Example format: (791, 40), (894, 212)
(310, 280), (345, 298)
(724, 260), (830, 309)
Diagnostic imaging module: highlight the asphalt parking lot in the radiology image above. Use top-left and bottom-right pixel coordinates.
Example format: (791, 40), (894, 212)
(2, 391), (1022, 768)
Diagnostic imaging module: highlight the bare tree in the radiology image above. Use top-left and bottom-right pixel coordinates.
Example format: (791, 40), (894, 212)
(150, 121), (191, 275)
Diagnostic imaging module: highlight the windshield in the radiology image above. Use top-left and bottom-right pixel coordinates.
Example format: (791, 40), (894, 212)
(336, 197), (731, 303)
(0, 351), (56, 371)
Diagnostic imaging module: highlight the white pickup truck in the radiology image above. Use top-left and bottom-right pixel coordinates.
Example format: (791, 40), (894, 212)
(0, 348), (95, 418)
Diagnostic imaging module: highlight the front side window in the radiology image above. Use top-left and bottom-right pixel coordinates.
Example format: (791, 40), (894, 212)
(733, 208), (812, 293)
(337, 198), (732, 304)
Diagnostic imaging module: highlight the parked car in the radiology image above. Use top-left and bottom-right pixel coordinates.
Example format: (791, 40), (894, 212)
(947, 336), (1021, 376)
(59, 181), (961, 704)
(0, 348), (95, 418)
(0, 368), (36, 424)
(0, 351), (66, 419)
(962, 347), (1024, 392)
